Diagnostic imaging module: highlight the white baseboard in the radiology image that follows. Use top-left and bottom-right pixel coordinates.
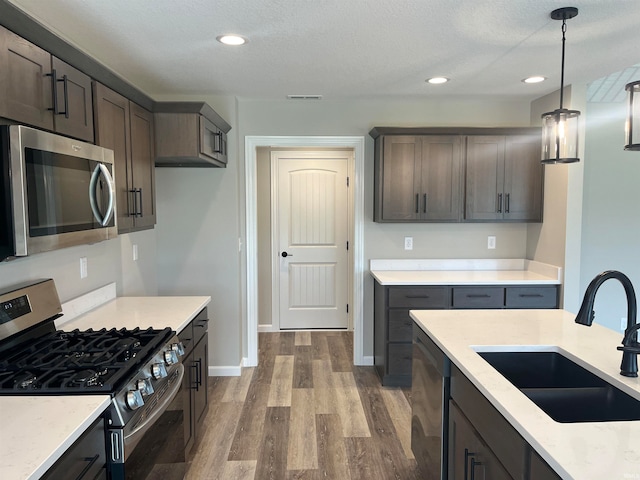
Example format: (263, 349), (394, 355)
(358, 355), (374, 366)
(208, 365), (242, 377)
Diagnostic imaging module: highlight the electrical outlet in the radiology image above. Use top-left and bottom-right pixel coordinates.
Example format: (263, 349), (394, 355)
(404, 236), (413, 250)
(487, 236), (496, 249)
(80, 257), (88, 279)
(133, 244), (139, 261)
(621, 317), (627, 332)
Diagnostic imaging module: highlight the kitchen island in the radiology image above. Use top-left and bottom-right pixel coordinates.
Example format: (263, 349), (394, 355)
(411, 308), (640, 479)
(1, 293), (210, 480)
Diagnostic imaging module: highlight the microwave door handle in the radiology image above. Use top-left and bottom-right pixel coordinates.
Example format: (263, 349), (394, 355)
(89, 164), (115, 226)
(89, 164), (105, 225)
(98, 163), (115, 226)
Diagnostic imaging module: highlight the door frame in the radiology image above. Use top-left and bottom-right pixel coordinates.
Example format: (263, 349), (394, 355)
(270, 150), (353, 332)
(244, 136), (366, 366)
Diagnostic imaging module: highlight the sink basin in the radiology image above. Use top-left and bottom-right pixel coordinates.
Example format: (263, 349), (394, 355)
(477, 351), (640, 423)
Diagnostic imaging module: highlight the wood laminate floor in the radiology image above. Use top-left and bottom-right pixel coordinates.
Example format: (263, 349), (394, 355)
(186, 331), (425, 480)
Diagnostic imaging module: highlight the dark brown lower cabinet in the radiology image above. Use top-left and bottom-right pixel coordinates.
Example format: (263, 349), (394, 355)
(375, 282), (559, 386)
(449, 402), (512, 480)
(178, 308), (209, 457)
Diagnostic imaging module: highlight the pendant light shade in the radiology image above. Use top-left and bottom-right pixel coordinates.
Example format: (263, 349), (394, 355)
(541, 7), (581, 164)
(625, 80), (640, 151)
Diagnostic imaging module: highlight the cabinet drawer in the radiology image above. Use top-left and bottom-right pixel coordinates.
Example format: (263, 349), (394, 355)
(388, 310), (413, 342)
(388, 286), (450, 308)
(452, 286), (504, 309)
(505, 286), (558, 309)
(387, 343), (412, 375)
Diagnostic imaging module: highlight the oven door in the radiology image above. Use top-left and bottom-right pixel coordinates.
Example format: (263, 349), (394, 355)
(108, 364), (186, 480)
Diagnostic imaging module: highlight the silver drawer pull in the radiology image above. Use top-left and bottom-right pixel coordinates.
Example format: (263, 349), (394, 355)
(405, 295), (430, 299)
(466, 294), (491, 298)
(519, 294), (544, 298)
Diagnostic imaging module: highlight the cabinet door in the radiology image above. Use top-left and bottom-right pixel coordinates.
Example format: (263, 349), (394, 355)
(200, 115), (227, 166)
(182, 348), (195, 454)
(129, 102), (156, 230)
(465, 136), (505, 221)
(193, 335), (209, 435)
(0, 25), (53, 130)
(51, 57), (94, 142)
(379, 136), (422, 220)
(420, 136), (462, 221)
(449, 402), (513, 480)
(503, 135), (543, 221)
(529, 450), (562, 480)
(93, 82), (134, 232)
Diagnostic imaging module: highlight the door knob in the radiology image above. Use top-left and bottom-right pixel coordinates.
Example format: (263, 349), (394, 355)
(281, 251), (292, 258)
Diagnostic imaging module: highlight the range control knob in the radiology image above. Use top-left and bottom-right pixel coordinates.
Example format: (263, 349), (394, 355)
(136, 378), (154, 396)
(164, 349), (179, 365)
(171, 342), (185, 356)
(152, 362), (168, 379)
(126, 390), (144, 410)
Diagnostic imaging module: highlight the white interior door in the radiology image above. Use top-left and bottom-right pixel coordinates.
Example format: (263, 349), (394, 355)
(276, 154), (349, 329)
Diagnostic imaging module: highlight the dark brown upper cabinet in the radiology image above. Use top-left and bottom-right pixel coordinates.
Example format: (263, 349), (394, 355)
(375, 135), (462, 222)
(154, 102), (231, 168)
(0, 25), (94, 142)
(465, 134), (543, 222)
(93, 82), (156, 233)
(371, 127), (543, 223)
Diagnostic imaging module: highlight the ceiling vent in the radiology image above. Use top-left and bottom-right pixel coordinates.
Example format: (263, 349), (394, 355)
(286, 95), (323, 100)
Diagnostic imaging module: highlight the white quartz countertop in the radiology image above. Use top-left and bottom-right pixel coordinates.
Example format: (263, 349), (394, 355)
(0, 395), (111, 480)
(411, 309), (640, 480)
(370, 258), (562, 285)
(58, 295), (211, 333)
(371, 269), (560, 285)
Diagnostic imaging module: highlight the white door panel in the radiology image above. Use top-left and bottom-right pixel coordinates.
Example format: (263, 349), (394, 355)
(277, 156), (348, 329)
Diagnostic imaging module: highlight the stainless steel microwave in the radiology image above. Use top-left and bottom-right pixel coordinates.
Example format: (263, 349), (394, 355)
(0, 125), (117, 262)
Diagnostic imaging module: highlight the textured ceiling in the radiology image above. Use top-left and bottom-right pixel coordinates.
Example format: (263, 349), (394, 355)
(7, 0), (640, 101)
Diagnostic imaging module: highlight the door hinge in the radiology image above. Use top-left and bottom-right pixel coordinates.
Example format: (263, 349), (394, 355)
(346, 304), (349, 313)
(347, 176), (350, 187)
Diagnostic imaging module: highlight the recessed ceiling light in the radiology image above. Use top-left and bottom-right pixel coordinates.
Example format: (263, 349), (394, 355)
(523, 76), (546, 84)
(216, 34), (247, 46)
(426, 77), (449, 85)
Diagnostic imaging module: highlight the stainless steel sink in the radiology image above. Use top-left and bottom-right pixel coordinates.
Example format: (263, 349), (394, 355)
(477, 351), (640, 423)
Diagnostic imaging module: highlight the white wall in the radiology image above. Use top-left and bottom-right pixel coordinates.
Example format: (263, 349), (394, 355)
(0, 229), (157, 303)
(578, 100), (640, 333)
(154, 94), (243, 373)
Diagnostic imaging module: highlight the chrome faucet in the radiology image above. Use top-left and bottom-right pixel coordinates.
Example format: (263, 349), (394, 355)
(575, 270), (639, 377)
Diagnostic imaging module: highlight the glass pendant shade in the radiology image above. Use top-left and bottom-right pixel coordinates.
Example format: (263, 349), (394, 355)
(625, 80), (640, 151)
(541, 108), (580, 163)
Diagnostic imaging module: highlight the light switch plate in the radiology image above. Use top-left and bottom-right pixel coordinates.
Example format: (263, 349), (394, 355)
(133, 244), (139, 261)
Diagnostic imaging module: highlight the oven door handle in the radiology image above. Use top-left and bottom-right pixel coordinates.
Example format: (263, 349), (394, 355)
(124, 364), (185, 447)
(89, 163), (115, 226)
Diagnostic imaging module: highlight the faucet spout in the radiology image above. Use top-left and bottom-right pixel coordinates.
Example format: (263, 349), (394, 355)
(574, 270), (638, 377)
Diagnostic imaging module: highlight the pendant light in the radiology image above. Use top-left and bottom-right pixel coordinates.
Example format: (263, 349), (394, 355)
(541, 7), (580, 164)
(625, 80), (640, 151)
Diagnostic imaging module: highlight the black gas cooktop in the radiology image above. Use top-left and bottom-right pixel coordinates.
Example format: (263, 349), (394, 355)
(0, 326), (173, 394)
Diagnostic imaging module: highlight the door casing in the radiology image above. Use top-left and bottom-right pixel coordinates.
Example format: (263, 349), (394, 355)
(244, 136), (366, 367)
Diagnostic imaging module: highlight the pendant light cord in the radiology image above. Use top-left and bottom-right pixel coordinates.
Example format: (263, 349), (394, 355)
(559, 18), (567, 109)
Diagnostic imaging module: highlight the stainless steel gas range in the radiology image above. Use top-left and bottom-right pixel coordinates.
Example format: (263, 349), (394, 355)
(0, 279), (187, 479)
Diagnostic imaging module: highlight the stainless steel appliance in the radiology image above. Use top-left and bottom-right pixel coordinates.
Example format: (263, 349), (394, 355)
(0, 279), (186, 479)
(0, 125), (117, 262)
